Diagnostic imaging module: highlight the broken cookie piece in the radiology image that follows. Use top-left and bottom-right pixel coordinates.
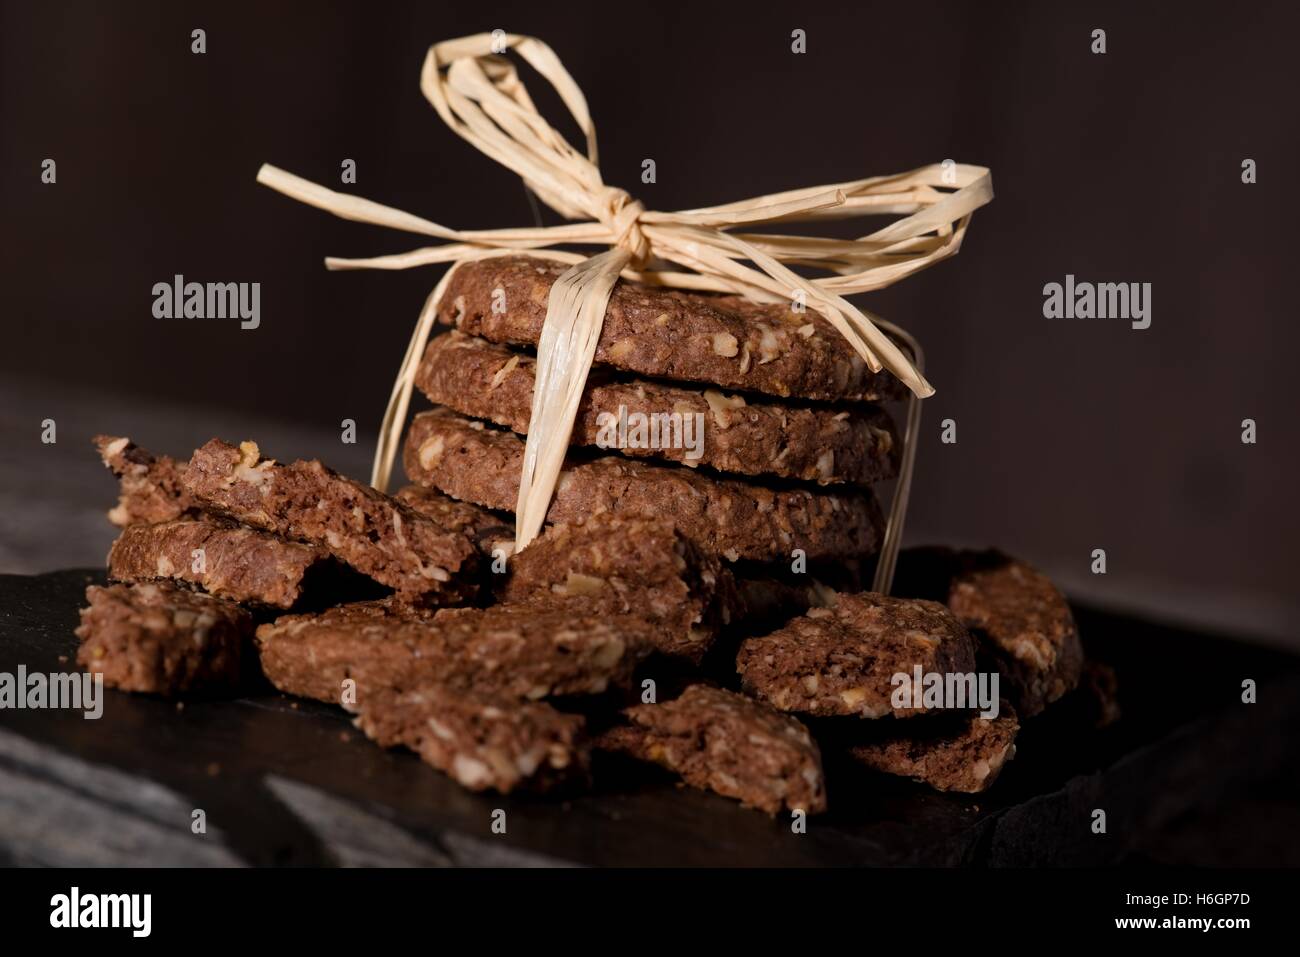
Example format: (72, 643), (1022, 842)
(255, 597), (654, 706)
(354, 683), (588, 794)
(75, 582), (250, 696)
(945, 551), (1084, 718)
(844, 708), (1020, 794)
(599, 685), (826, 815)
(391, 484), (514, 556)
(892, 547), (1084, 717)
(737, 592), (977, 718)
(500, 516), (735, 663)
(182, 438), (479, 596)
(95, 435), (197, 527)
(108, 518), (326, 609)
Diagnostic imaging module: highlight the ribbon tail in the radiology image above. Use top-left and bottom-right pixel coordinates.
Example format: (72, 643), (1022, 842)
(370, 265), (466, 490)
(514, 248), (631, 549)
(868, 319), (926, 595)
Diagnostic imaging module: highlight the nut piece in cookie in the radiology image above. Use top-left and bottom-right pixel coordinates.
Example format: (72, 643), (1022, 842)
(108, 518), (325, 609)
(599, 685), (826, 815)
(182, 438), (479, 596)
(354, 683), (589, 794)
(94, 435), (197, 527)
(736, 592), (977, 718)
(255, 596), (654, 705)
(500, 516), (735, 664)
(75, 582), (250, 696)
(844, 707), (1020, 794)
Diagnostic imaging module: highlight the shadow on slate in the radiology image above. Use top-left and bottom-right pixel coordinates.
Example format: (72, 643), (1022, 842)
(1, 569), (1298, 867)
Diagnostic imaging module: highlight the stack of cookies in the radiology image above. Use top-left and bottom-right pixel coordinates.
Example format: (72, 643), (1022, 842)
(75, 258), (1115, 817)
(407, 256), (903, 569)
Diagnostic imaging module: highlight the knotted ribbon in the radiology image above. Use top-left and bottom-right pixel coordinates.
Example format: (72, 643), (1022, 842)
(255, 31), (992, 586)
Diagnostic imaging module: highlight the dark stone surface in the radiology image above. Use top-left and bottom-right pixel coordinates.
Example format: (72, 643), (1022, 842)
(1, 569), (1297, 867)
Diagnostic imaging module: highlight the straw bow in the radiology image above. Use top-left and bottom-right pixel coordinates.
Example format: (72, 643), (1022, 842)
(255, 31), (993, 553)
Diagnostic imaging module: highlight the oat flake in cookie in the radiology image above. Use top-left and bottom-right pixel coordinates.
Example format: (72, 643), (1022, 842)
(599, 685), (826, 815)
(75, 582), (250, 697)
(182, 438), (479, 596)
(737, 592), (977, 719)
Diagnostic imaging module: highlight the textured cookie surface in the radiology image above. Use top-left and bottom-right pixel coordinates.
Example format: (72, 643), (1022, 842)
(255, 597), (653, 706)
(416, 330), (899, 485)
(392, 484), (513, 556)
(403, 409), (884, 563)
(946, 552), (1083, 717)
(183, 438), (478, 596)
(599, 684), (826, 815)
(108, 518), (325, 608)
(95, 435), (197, 527)
(737, 592), (977, 718)
(500, 516), (733, 663)
(437, 256), (907, 402)
(354, 683), (588, 794)
(846, 708), (1020, 793)
(598, 686), (821, 816)
(75, 582), (250, 696)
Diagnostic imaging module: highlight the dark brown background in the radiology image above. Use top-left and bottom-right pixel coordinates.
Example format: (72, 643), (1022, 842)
(2, 1), (1296, 645)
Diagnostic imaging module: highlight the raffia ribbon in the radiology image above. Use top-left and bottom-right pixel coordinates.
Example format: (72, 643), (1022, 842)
(254, 31), (992, 586)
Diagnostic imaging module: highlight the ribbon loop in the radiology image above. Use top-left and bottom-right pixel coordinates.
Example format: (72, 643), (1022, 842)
(259, 31), (993, 399)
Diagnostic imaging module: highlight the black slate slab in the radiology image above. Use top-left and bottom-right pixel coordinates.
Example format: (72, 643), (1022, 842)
(1, 569), (1298, 867)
